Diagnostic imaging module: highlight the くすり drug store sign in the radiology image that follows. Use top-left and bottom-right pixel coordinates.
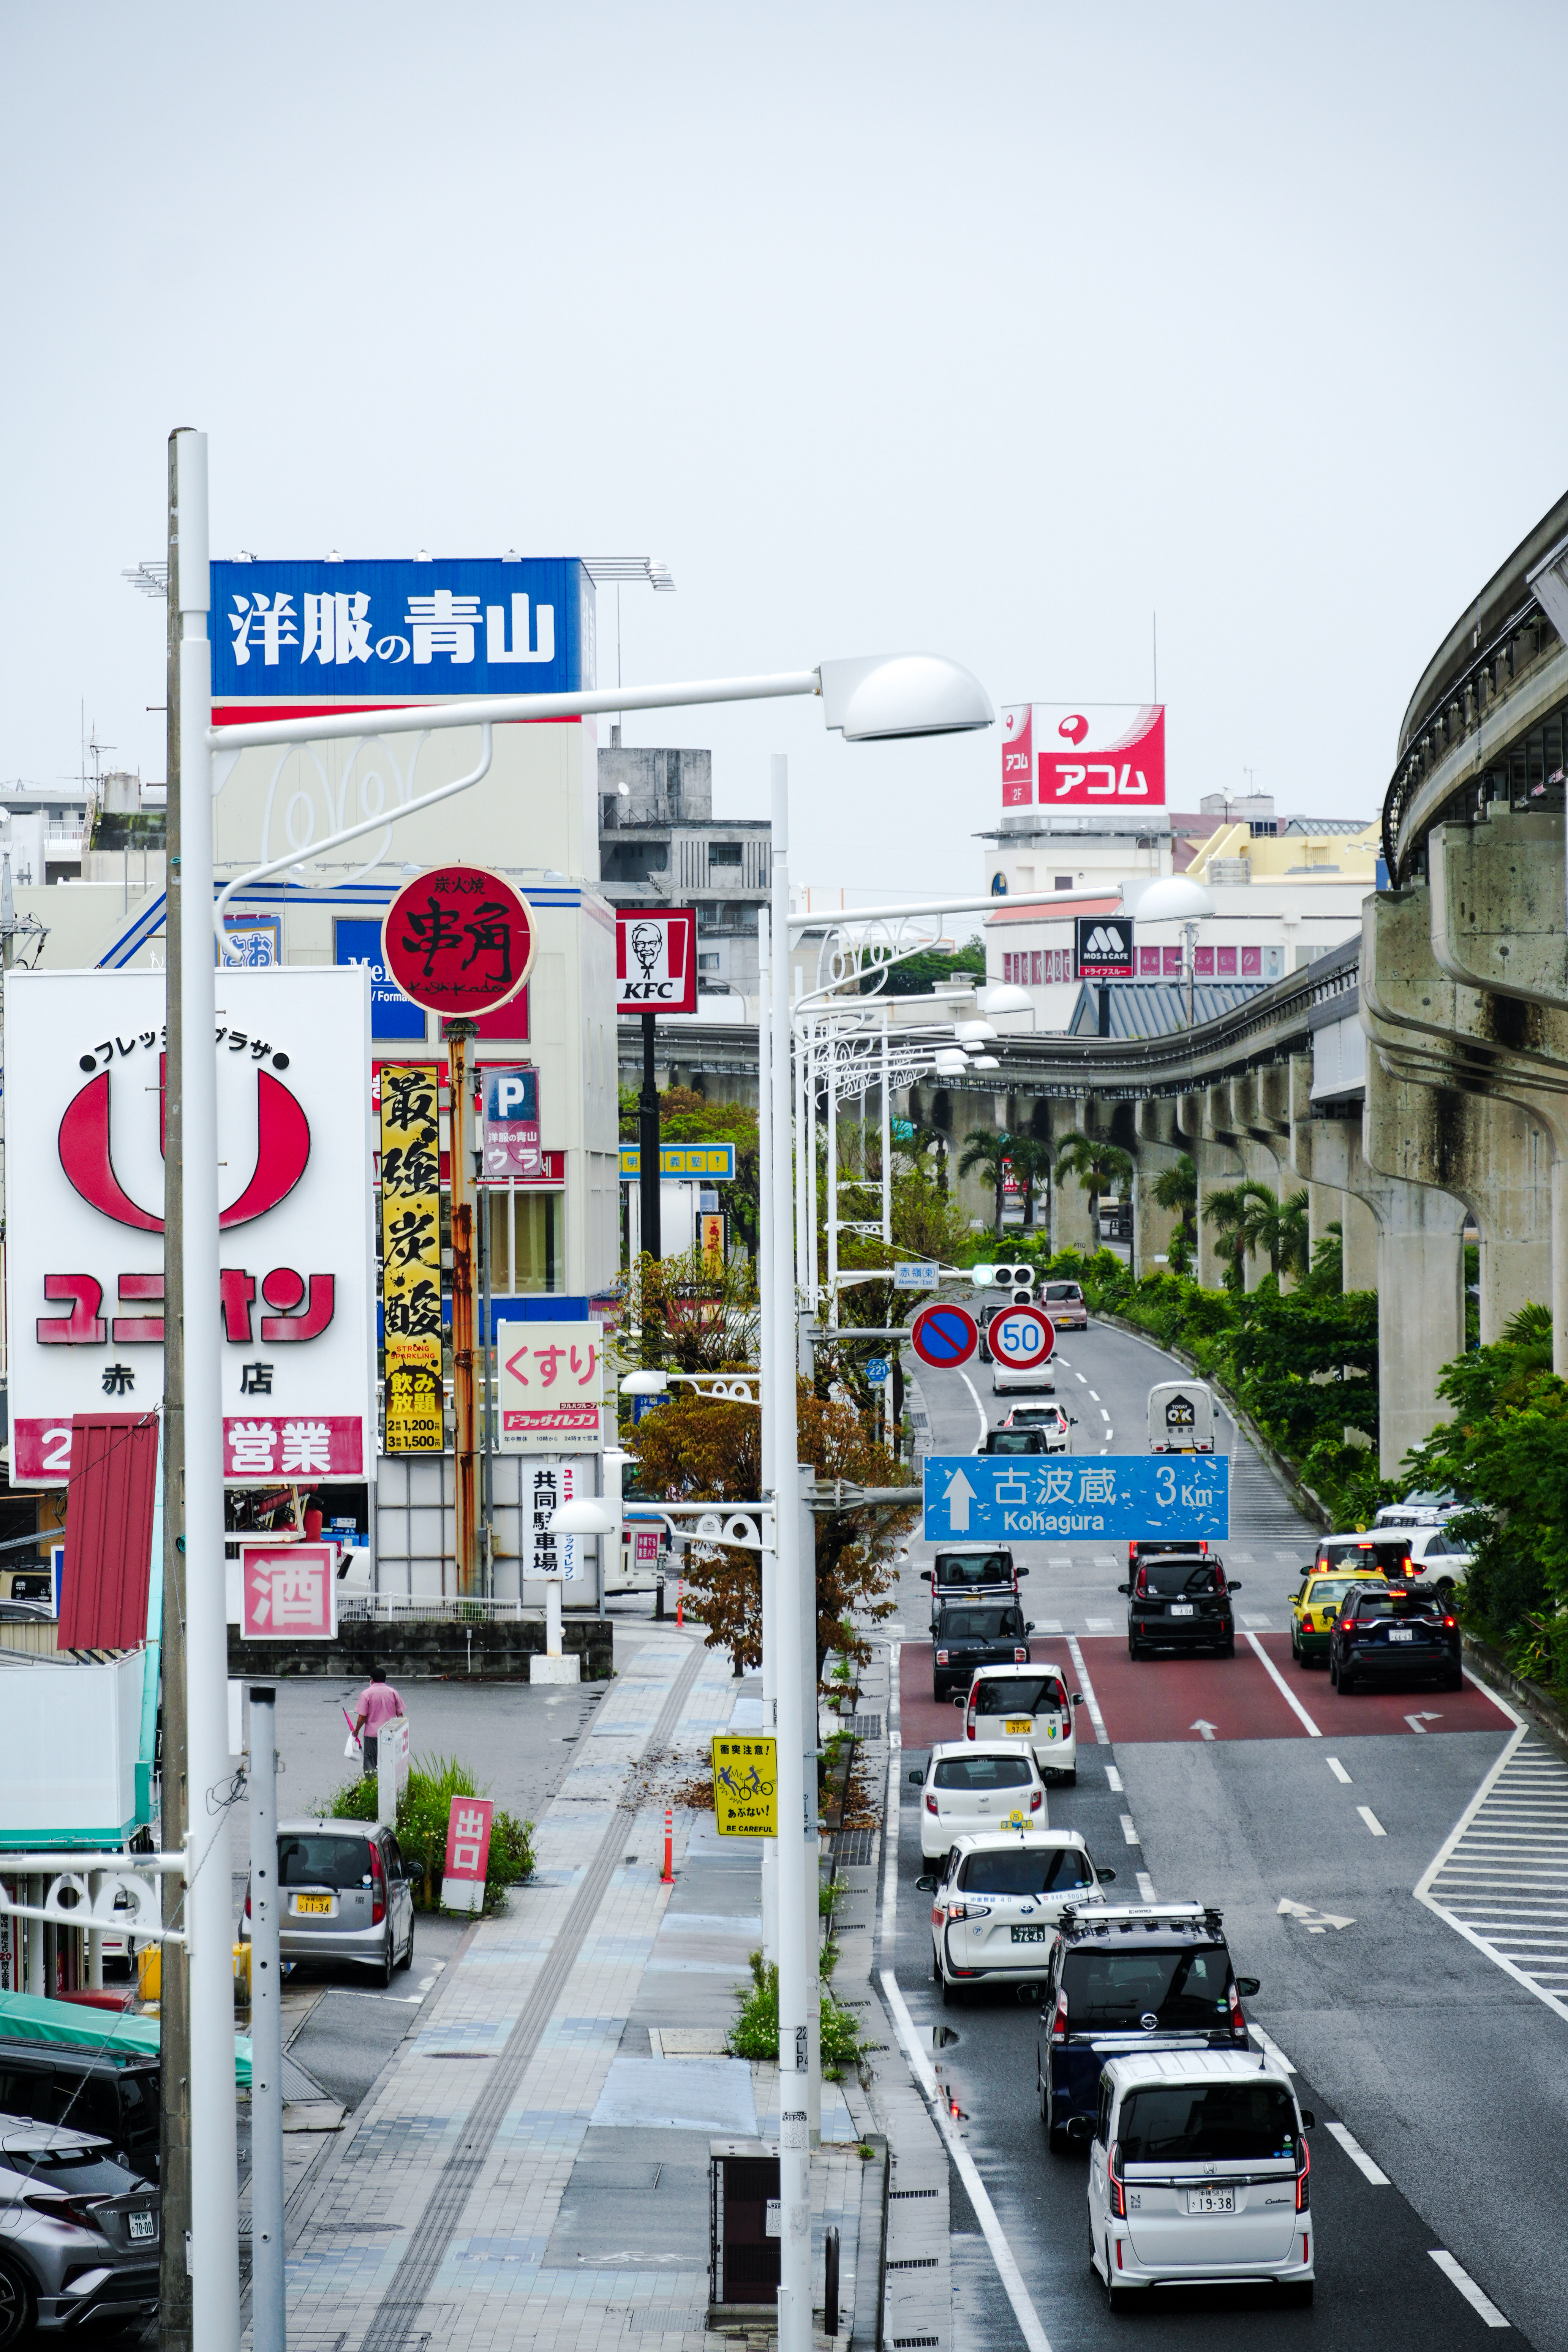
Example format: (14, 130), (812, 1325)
(3, 969), (374, 1484)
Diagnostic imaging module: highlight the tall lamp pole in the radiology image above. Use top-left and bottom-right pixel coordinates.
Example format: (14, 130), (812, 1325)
(638, 1008), (661, 1279)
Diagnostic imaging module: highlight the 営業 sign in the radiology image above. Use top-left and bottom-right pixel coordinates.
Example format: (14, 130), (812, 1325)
(496, 1319), (604, 1454)
(383, 865), (535, 1020)
(712, 1736), (778, 1837)
(922, 1454), (1230, 1544)
(616, 907), (698, 1014)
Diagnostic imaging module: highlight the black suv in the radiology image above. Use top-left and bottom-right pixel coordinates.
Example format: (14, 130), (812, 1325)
(1329, 1582), (1462, 1694)
(1035, 1903), (1259, 2151)
(932, 1600), (1032, 1701)
(1119, 1550), (1238, 1658)
(920, 1547), (1025, 1634)
(0, 2039), (161, 2180)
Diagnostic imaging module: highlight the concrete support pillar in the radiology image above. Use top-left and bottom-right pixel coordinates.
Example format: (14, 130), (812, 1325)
(1369, 1167), (1467, 1475)
(1048, 1097), (1095, 1257)
(1342, 1192), (1379, 1291)
(1178, 1092), (1242, 1289)
(1132, 1098), (1186, 1276)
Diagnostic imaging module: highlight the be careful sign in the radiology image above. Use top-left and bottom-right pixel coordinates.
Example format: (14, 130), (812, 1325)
(711, 1736), (778, 1838)
(922, 1455), (1230, 1544)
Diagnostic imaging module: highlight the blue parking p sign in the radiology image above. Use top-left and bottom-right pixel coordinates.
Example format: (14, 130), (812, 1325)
(922, 1454), (1229, 1545)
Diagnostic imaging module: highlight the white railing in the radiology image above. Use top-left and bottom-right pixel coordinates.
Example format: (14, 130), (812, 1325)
(338, 1593), (539, 1624)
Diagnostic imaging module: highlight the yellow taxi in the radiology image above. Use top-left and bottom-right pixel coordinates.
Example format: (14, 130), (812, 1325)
(1289, 1568), (1385, 1668)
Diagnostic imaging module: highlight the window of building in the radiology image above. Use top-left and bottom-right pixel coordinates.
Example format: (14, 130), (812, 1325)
(1194, 945), (1215, 976)
(1216, 945), (1238, 976)
(698, 952), (721, 969)
(1054, 874), (1072, 890)
(708, 841), (744, 867)
(1163, 947), (1183, 977)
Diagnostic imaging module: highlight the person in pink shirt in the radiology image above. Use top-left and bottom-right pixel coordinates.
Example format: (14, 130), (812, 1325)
(353, 1668), (405, 1776)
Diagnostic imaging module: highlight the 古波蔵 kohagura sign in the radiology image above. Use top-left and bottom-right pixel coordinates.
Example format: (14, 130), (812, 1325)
(922, 1454), (1230, 1544)
(711, 1735), (779, 1837)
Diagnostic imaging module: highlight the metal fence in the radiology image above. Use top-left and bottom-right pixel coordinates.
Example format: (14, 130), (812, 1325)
(337, 1595), (537, 1625)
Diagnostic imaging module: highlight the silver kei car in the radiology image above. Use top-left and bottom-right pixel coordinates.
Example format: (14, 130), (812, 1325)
(240, 1818), (417, 1987)
(0, 2116), (159, 2344)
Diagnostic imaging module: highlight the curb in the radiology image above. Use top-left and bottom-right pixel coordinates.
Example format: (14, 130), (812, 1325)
(1461, 1631), (1568, 1764)
(1093, 1307), (1330, 1534)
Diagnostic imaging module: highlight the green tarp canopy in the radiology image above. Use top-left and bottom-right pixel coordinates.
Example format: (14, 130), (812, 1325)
(0, 1991), (251, 2089)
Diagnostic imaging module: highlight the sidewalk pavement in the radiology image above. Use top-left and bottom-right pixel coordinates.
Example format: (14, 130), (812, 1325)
(264, 1621), (929, 2352)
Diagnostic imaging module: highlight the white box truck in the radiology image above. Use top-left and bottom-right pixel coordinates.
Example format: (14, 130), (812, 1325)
(1148, 1380), (1215, 1454)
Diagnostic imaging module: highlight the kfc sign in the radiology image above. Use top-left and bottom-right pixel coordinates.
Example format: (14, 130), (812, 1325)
(1001, 705), (1166, 809)
(3, 969), (374, 1484)
(615, 907), (697, 1014)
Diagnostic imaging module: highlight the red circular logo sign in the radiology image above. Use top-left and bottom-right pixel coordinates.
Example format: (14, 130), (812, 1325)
(383, 865), (536, 1018)
(987, 1306), (1055, 1369)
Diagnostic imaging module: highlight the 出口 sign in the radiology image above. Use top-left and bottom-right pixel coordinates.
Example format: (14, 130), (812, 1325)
(496, 1319), (603, 1454)
(442, 1794), (494, 1915)
(2, 969), (374, 1486)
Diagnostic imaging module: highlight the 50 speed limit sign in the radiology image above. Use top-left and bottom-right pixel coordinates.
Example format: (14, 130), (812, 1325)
(987, 1305), (1056, 1370)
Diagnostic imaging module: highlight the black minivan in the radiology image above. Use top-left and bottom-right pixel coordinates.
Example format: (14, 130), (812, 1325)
(1119, 1551), (1240, 1658)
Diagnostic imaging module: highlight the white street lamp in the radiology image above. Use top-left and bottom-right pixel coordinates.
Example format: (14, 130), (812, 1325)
(618, 1369), (669, 1396)
(548, 1498), (620, 1538)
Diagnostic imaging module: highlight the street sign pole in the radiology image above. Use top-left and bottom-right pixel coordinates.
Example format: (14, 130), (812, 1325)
(246, 1684), (285, 2352)
(447, 1021), (478, 1597)
(639, 1009), (661, 1282)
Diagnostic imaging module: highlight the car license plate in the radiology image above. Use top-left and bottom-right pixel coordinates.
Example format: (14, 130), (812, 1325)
(295, 1893), (332, 1914)
(1390, 1628), (1415, 1642)
(1186, 2188), (1235, 2214)
(1170, 1604), (1195, 1617)
(128, 2210), (156, 2240)
(1005, 1718), (1032, 1733)
(1010, 1925), (1047, 1943)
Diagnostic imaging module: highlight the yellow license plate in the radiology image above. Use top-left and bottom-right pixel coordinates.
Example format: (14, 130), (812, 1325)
(1005, 1718), (1032, 1734)
(295, 1893), (332, 1914)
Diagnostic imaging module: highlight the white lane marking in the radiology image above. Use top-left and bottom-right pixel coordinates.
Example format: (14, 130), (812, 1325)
(1099, 1409), (1110, 1423)
(1105, 1765), (1124, 1793)
(1085, 1616), (1113, 1630)
(1241, 1614), (1273, 1628)
(880, 1968), (1057, 2352)
(1325, 2121), (1389, 2183)
(1088, 1390), (1100, 1402)
(1074, 1371), (1087, 1383)
(1244, 1630), (1322, 1737)
(1326, 1756), (1352, 1785)
(882, 1639), (902, 1949)
(1065, 1634), (1106, 1738)
(1357, 1804), (1387, 1837)
(1251, 2026), (1295, 2074)
(1119, 1814), (1140, 1846)
(1428, 2249), (1511, 2328)
(1135, 1871), (1157, 1901)
(1037, 1618), (1063, 1633)
(958, 1369), (988, 1448)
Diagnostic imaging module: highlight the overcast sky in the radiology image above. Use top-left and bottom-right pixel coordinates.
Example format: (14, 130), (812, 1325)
(3, 2), (1565, 903)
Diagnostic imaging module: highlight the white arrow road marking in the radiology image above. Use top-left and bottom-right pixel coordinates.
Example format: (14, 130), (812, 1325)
(1326, 1757), (1353, 1785)
(1191, 1720), (1218, 1741)
(1357, 1804), (1387, 1837)
(1429, 2250), (1511, 2328)
(1405, 1711), (1443, 1734)
(944, 1468), (977, 1532)
(1277, 1897), (1355, 1932)
(1325, 2121), (1389, 2183)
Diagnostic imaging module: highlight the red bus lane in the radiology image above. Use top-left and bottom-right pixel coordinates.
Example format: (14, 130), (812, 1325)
(1083, 1630), (1515, 1745)
(898, 1638), (1099, 1755)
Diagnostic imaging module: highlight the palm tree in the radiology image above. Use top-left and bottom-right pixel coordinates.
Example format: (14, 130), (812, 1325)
(1200, 1184), (1250, 1291)
(958, 1129), (1012, 1236)
(1151, 1154), (1197, 1261)
(1233, 1182), (1310, 1282)
(905, 1117), (951, 1196)
(1053, 1132), (1134, 1244)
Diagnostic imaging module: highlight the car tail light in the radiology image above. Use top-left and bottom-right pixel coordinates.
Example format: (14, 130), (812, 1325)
(370, 1842), (387, 1927)
(1014, 1645), (1029, 1662)
(1108, 2140), (1126, 2218)
(947, 1900), (968, 1921)
(244, 1879), (252, 1919)
(1050, 1987), (1069, 2042)
(1215, 1565), (1228, 1594)
(935, 1649), (949, 1664)
(925, 1792), (938, 1815)
(966, 1701), (977, 1741)
(1133, 1568), (1148, 1598)
(23, 2191), (110, 2234)
(1296, 2131), (1311, 2213)
(1443, 1615), (1457, 1630)
(1030, 1788), (1043, 1811)
(1301, 1613), (1314, 1632)
(1228, 1980), (1247, 2034)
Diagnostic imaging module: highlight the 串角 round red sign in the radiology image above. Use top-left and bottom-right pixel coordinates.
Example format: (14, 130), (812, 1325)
(383, 865), (536, 1019)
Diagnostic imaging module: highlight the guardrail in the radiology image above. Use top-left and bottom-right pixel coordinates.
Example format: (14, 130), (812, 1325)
(338, 1595), (537, 1624)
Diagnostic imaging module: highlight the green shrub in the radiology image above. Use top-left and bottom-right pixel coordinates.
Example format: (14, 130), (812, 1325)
(728, 1951), (865, 2078)
(328, 1752), (534, 1915)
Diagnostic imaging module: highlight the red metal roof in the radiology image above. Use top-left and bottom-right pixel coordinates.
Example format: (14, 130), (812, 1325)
(57, 1412), (160, 1652)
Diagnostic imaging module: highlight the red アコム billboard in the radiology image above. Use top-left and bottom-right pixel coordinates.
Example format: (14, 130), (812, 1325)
(1001, 705), (1165, 809)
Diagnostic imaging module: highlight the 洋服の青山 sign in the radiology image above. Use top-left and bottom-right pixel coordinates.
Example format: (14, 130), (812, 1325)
(383, 866), (536, 1020)
(2, 969), (374, 1485)
(1000, 704), (1166, 809)
(615, 907), (697, 1014)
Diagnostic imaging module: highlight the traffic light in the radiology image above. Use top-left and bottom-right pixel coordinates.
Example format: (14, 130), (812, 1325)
(971, 1263), (1036, 1304)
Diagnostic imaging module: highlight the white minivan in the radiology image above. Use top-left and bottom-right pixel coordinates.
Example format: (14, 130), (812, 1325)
(1087, 2050), (1315, 2311)
(919, 1830), (1113, 1999)
(960, 1662), (1082, 1783)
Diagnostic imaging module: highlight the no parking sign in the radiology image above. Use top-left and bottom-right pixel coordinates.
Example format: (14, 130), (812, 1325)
(910, 1303), (980, 1370)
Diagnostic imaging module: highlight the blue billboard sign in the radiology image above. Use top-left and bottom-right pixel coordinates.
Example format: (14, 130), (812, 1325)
(335, 918), (425, 1041)
(922, 1454), (1230, 1546)
(210, 558), (594, 703)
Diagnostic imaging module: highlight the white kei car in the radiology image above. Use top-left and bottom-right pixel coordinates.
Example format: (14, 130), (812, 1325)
(919, 1830), (1112, 2001)
(1087, 2050), (1316, 2311)
(960, 1662), (1082, 1783)
(910, 1741), (1046, 1860)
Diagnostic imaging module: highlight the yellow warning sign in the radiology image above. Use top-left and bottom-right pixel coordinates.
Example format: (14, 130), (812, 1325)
(711, 1736), (778, 1838)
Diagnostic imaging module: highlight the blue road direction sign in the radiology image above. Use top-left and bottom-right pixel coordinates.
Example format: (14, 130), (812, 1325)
(922, 1454), (1230, 1545)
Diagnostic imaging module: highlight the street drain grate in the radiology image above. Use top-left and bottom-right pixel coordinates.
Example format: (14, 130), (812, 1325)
(849, 1715), (883, 1739)
(888, 2256), (940, 2268)
(835, 1828), (877, 1866)
(890, 2187), (939, 2199)
(892, 2336), (940, 2347)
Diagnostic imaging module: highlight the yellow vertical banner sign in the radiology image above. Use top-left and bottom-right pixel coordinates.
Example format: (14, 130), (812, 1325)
(379, 1063), (446, 1453)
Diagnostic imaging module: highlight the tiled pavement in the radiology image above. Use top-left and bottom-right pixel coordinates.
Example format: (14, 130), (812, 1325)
(270, 1629), (897, 2351)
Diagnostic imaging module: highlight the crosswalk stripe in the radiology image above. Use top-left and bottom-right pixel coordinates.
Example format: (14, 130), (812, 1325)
(1418, 1731), (1568, 2025)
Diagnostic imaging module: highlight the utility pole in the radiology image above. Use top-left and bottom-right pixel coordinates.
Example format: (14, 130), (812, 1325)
(247, 1685), (285, 2352)
(159, 425), (193, 2352)
(447, 1021), (477, 1596)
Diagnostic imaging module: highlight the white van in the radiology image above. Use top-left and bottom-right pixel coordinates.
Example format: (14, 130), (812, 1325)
(1148, 1381), (1214, 1454)
(1087, 2050), (1315, 2310)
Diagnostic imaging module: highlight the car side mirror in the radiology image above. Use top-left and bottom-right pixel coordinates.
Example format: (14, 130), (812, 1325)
(1070, 1692), (1083, 1707)
(1016, 1565), (1029, 1577)
(1299, 2109), (1315, 2131)
(914, 1873), (936, 1892)
(1069, 1417), (1078, 1426)
(1227, 1582), (1242, 1595)
(1235, 1976), (1260, 1997)
(920, 1570), (932, 1582)
(907, 1769), (925, 1784)
(1025, 1621), (1035, 1634)
(1096, 1865), (1116, 1882)
(1067, 2116), (1093, 2144)
(1116, 1582), (1130, 1595)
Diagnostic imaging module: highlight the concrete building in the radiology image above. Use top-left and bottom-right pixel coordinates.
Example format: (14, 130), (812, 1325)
(597, 734), (771, 1001)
